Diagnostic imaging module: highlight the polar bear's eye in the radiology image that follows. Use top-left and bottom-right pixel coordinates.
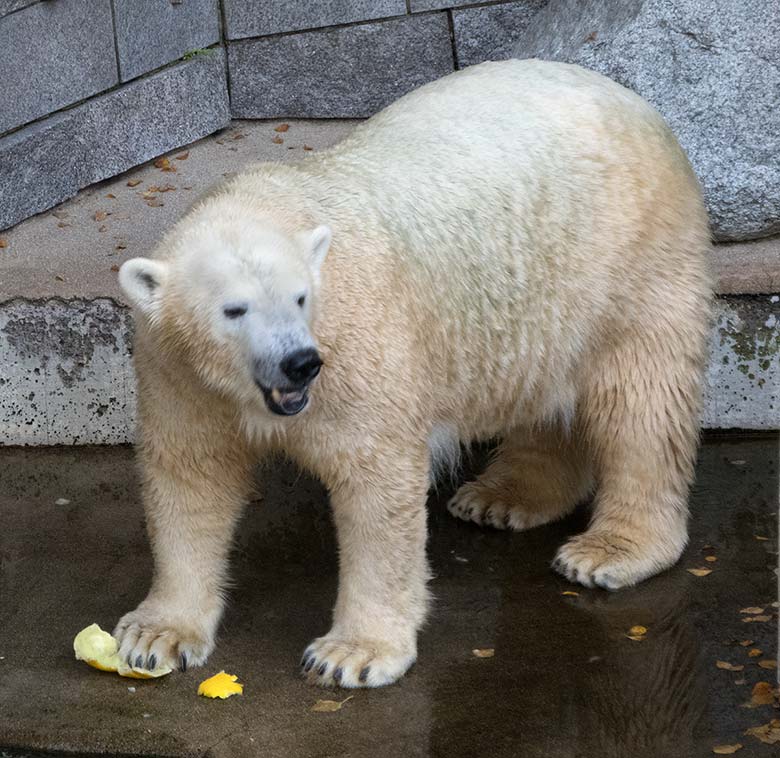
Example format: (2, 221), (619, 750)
(297, 295), (306, 308)
(223, 304), (248, 319)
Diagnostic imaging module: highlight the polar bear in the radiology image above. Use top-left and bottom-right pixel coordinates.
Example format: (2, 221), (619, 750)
(114, 59), (711, 688)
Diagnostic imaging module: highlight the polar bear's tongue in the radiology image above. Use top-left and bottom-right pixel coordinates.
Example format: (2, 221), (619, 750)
(270, 387), (307, 415)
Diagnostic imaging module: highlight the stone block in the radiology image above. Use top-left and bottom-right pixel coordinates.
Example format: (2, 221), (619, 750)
(0, 0), (117, 134)
(113, 0), (220, 81)
(223, 0), (407, 39)
(228, 14), (454, 118)
(512, 0), (780, 242)
(0, 50), (229, 230)
(453, 1), (549, 68)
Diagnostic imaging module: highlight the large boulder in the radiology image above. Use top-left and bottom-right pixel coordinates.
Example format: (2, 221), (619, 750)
(512, 0), (779, 242)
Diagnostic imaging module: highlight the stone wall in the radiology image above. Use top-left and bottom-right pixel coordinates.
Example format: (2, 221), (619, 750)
(0, 0), (549, 230)
(1, 0), (777, 245)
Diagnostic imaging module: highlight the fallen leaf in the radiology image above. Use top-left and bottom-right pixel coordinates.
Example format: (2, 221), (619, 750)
(274, 123), (290, 132)
(106, 193), (116, 199)
(94, 210), (108, 221)
(716, 661), (744, 671)
(739, 640), (755, 646)
(303, 144), (313, 151)
(712, 745), (742, 754)
(110, 264), (120, 272)
(272, 136), (284, 144)
(758, 660), (777, 670)
(748, 649), (763, 657)
(561, 591), (579, 596)
(127, 179), (142, 187)
(175, 151), (190, 160)
(740, 607), (765, 614)
(687, 568), (712, 577)
(744, 719), (780, 744)
(705, 556), (718, 562)
(472, 648), (495, 658)
(748, 682), (778, 706)
(154, 157), (176, 172)
(311, 696), (353, 712)
(743, 616), (771, 623)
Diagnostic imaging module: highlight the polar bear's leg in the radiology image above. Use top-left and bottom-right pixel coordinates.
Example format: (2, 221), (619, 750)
(113, 374), (253, 672)
(301, 445), (429, 688)
(447, 423), (592, 530)
(553, 327), (702, 590)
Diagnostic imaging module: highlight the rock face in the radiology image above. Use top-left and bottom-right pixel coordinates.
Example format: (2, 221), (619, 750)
(512, 0), (780, 242)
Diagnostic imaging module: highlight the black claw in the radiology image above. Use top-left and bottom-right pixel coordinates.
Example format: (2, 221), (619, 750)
(359, 666), (370, 683)
(300, 653), (312, 669)
(126, 653), (133, 666)
(147, 654), (157, 670)
(304, 656), (316, 673)
(333, 667), (343, 684)
(179, 652), (188, 672)
(135, 654), (144, 669)
(317, 662), (328, 676)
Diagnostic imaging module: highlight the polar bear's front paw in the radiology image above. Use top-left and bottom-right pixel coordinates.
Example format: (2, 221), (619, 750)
(447, 482), (560, 531)
(552, 528), (684, 591)
(113, 605), (215, 672)
(300, 633), (416, 688)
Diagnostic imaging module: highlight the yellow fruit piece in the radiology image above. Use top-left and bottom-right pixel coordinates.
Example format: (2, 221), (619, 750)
(628, 625), (647, 635)
(198, 671), (244, 699)
(73, 623), (172, 679)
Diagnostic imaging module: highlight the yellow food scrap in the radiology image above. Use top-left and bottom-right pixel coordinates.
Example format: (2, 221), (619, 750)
(73, 623), (172, 679)
(712, 744), (742, 754)
(628, 625), (647, 636)
(198, 671), (244, 699)
(687, 568), (712, 577)
(472, 648), (495, 658)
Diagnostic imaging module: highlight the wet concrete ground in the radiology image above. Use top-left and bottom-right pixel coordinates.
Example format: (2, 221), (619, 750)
(0, 432), (778, 758)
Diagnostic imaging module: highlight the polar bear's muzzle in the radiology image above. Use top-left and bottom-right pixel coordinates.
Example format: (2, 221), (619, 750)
(254, 347), (322, 416)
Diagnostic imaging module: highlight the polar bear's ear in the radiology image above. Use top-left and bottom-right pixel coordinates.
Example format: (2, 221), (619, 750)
(303, 225), (332, 272)
(118, 258), (168, 316)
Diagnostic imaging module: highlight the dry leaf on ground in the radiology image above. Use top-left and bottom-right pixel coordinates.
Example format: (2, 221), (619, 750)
(740, 607), (765, 614)
(154, 157), (176, 172)
(274, 123), (290, 132)
(311, 696), (353, 712)
(712, 744), (742, 754)
(175, 151), (189, 160)
(472, 648), (495, 658)
(744, 719), (780, 744)
(106, 193), (116, 199)
(748, 649), (762, 657)
(716, 661), (744, 671)
(748, 682), (778, 707)
(127, 179), (142, 187)
(743, 615), (771, 623)
(94, 210), (108, 221)
(739, 640), (755, 646)
(272, 136), (284, 144)
(688, 568), (712, 577)
(758, 660), (777, 670)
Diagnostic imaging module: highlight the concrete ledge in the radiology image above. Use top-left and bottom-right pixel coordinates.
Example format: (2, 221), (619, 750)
(0, 294), (776, 445)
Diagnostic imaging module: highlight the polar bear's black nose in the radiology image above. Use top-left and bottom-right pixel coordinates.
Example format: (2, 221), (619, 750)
(280, 348), (322, 385)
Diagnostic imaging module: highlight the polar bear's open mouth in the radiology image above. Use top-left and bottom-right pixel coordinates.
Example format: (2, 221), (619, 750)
(258, 384), (309, 416)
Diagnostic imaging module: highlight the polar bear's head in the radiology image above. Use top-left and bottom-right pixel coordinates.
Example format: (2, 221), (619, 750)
(118, 216), (331, 417)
